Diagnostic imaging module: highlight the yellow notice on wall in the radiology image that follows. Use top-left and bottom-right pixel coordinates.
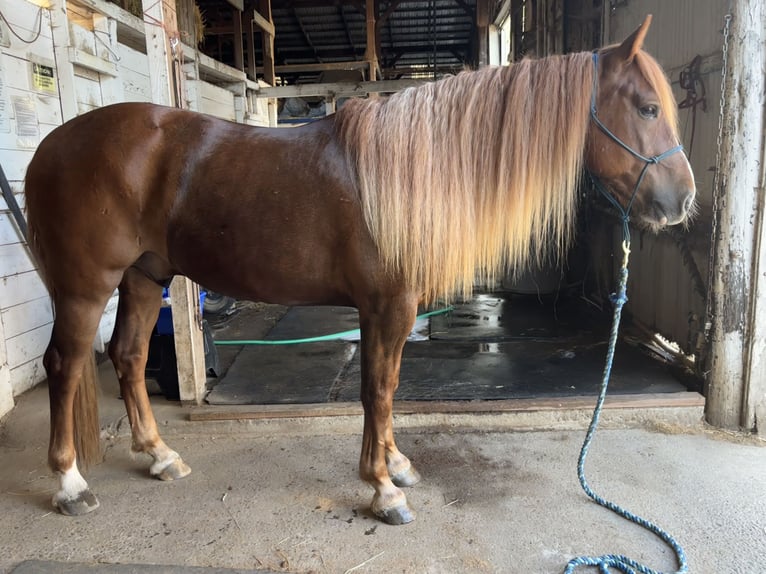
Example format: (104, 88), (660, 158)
(31, 62), (56, 95)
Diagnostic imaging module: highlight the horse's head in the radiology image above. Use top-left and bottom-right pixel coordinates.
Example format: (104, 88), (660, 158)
(585, 15), (696, 230)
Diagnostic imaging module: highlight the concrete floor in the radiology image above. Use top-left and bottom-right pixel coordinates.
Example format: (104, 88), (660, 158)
(1, 363), (765, 574)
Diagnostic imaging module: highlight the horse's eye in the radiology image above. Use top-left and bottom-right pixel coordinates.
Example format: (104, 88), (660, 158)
(639, 104), (659, 119)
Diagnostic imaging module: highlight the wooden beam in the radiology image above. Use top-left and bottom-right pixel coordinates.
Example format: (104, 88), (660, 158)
(73, 0), (146, 50)
(256, 78), (428, 98)
(383, 64), (463, 78)
(275, 61), (369, 73)
(276, 41), (468, 62)
(188, 392), (705, 422)
(180, 43), (247, 82)
(252, 6), (275, 36)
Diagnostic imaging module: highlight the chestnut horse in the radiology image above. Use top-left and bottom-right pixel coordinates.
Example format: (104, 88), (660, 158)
(25, 16), (694, 523)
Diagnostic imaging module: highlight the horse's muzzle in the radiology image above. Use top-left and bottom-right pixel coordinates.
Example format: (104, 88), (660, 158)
(651, 187), (696, 227)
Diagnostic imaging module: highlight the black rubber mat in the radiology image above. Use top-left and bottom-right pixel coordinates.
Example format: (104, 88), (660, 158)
(205, 341), (355, 404)
(206, 306), (358, 405)
(206, 294), (687, 405)
(331, 339), (684, 401)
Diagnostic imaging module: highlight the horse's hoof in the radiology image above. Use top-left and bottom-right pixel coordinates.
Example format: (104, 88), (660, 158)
(390, 465), (421, 488)
(52, 489), (100, 516)
(375, 502), (416, 525)
(151, 457), (191, 481)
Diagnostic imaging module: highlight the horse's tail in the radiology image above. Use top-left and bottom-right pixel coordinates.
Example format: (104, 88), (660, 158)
(74, 352), (102, 471)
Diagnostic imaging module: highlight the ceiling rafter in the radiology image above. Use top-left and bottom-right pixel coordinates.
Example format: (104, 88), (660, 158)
(292, 8), (323, 62)
(338, 5), (358, 59)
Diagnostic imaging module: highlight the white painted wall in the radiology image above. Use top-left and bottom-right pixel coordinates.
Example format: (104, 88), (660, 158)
(0, 0), (58, 406)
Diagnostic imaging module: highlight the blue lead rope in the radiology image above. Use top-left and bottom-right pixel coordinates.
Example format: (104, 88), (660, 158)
(566, 52), (690, 573)
(564, 239), (688, 574)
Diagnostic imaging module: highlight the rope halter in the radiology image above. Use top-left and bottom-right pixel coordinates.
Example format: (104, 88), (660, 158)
(588, 52), (685, 244)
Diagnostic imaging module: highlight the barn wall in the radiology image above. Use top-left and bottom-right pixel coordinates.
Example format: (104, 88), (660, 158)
(0, 0), (268, 418)
(603, 2), (726, 358)
(0, 0), (58, 406)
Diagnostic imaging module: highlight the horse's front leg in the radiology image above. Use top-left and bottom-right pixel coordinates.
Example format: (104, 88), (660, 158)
(358, 294), (420, 525)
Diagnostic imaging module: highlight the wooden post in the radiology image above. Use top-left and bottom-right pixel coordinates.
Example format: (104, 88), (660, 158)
(476, 0), (489, 67)
(706, 1), (766, 433)
(49, 0), (78, 121)
(256, 0), (276, 125)
(256, 0), (274, 85)
(168, 278), (207, 405)
(142, 0), (179, 107)
(142, 0), (207, 405)
(365, 0), (377, 81)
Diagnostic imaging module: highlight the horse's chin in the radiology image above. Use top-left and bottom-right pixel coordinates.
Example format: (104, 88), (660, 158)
(635, 207), (693, 233)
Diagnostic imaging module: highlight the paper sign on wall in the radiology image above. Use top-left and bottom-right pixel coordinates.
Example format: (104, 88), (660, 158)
(12, 96), (39, 148)
(31, 62), (56, 95)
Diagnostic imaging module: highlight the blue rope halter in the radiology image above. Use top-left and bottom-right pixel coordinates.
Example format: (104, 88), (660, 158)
(564, 53), (689, 574)
(588, 52), (684, 243)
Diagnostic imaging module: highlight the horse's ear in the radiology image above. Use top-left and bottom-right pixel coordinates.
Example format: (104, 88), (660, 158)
(616, 14), (652, 62)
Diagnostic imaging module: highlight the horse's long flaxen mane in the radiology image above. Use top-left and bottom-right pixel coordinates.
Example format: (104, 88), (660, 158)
(335, 49), (676, 304)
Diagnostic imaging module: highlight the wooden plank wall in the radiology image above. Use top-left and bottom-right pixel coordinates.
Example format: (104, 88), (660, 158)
(187, 79), (236, 120)
(119, 44), (151, 102)
(0, 0), (59, 403)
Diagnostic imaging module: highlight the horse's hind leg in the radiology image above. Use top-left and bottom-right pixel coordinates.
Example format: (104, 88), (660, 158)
(358, 293), (421, 525)
(46, 294), (113, 515)
(108, 268), (191, 481)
